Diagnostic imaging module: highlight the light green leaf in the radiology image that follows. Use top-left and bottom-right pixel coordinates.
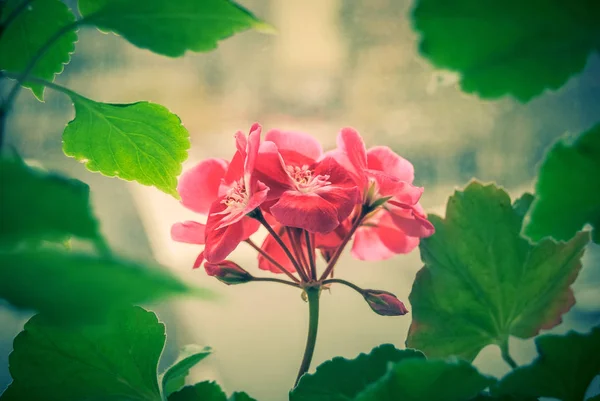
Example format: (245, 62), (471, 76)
(525, 123), (600, 244)
(0, 157), (101, 249)
(0, 306), (164, 401)
(78, 0), (273, 57)
(0, 248), (211, 322)
(494, 327), (600, 401)
(354, 358), (495, 401)
(412, 0), (600, 101)
(406, 181), (590, 361)
(290, 344), (424, 401)
(169, 381), (227, 401)
(162, 345), (212, 397)
(0, 0), (77, 100)
(62, 95), (190, 197)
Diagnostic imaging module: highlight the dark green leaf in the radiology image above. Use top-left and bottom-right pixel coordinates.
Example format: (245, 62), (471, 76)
(169, 381), (227, 401)
(0, 249), (211, 322)
(229, 392), (258, 401)
(162, 345), (212, 397)
(0, 157), (101, 249)
(407, 181), (590, 361)
(62, 96), (190, 198)
(470, 393), (537, 401)
(354, 358), (494, 401)
(412, 0), (600, 101)
(494, 327), (600, 401)
(78, 0), (273, 57)
(0, 0), (77, 100)
(525, 123), (600, 244)
(290, 344), (424, 401)
(0, 306), (164, 401)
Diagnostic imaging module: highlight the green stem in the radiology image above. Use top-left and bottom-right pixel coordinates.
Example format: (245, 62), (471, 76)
(245, 239), (300, 284)
(295, 286), (320, 387)
(500, 339), (518, 369)
(322, 278), (364, 295)
(252, 277), (301, 288)
(304, 230), (317, 280)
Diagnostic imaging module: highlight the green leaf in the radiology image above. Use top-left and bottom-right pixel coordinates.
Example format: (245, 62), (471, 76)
(494, 327), (600, 401)
(62, 96), (190, 198)
(0, 0), (77, 100)
(162, 345), (212, 397)
(169, 381), (227, 401)
(525, 123), (600, 244)
(0, 157), (101, 249)
(229, 392), (258, 401)
(78, 0), (272, 57)
(0, 248), (211, 322)
(290, 344), (424, 401)
(406, 181), (590, 361)
(412, 0), (600, 101)
(354, 358), (495, 401)
(1, 306), (164, 401)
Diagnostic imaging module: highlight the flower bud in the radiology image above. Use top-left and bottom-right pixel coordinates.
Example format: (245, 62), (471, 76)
(363, 289), (409, 316)
(204, 260), (253, 285)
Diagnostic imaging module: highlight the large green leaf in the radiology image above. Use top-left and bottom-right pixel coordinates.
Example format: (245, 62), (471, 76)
(162, 345), (212, 397)
(406, 181), (590, 361)
(0, 0), (77, 100)
(0, 157), (101, 249)
(169, 381), (227, 401)
(0, 249), (211, 322)
(412, 0), (600, 101)
(354, 358), (494, 401)
(290, 344), (424, 401)
(494, 327), (600, 401)
(0, 306), (164, 401)
(525, 123), (600, 244)
(78, 0), (272, 57)
(62, 95), (190, 198)
(229, 392), (258, 401)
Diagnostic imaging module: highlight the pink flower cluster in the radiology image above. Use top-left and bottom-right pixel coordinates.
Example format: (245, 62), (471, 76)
(171, 124), (434, 284)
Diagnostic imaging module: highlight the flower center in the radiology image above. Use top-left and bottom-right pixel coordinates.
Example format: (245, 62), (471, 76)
(222, 179), (248, 209)
(287, 165), (331, 193)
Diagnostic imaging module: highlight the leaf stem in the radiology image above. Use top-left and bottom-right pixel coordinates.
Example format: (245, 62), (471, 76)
(322, 278), (364, 295)
(245, 239), (300, 283)
(294, 285), (320, 387)
(500, 338), (518, 369)
(2, 71), (80, 99)
(252, 277), (301, 288)
(286, 227), (310, 280)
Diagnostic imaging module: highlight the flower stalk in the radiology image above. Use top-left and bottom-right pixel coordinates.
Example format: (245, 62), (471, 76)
(295, 285), (320, 387)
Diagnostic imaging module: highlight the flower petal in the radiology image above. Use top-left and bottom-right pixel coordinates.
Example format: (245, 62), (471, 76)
(204, 201), (245, 262)
(171, 221), (206, 244)
(338, 127), (367, 172)
(377, 214), (420, 254)
(351, 225), (397, 261)
(367, 146), (415, 183)
(244, 123), (262, 190)
(271, 191), (340, 233)
(255, 141), (294, 200)
(265, 129), (323, 164)
(369, 171), (423, 205)
(216, 182), (269, 229)
(258, 228), (297, 273)
(241, 216), (260, 240)
(178, 158), (228, 214)
(388, 204), (436, 238)
(193, 251), (205, 269)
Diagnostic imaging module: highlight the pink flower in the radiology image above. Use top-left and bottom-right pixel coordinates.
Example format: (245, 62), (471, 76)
(204, 260), (254, 285)
(328, 128), (435, 260)
(363, 289), (409, 316)
(255, 130), (359, 234)
(258, 223), (303, 274)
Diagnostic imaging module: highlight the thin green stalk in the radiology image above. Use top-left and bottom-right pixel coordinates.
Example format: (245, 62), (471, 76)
(294, 286), (320, 387)
(252, 277), (301, 289)
(245, 239), (300, 284)
(322, 278), (364, 295)
(500, 338), (518, 369)
(286, 227), (310, 280)
(304, 230), (317, 280)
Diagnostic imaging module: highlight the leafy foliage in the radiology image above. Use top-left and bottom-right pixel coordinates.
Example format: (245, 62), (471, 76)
(169, 382), (227, 401)
(0, 249), (210, 322)
(525, 123), (600, 244)
(62, 95), (190, 198)
(406, 181), (590, 360)
(494, 327), (600, 401)
(0, 0), (77, 99)
(162, 345), (212, 397)
(0, 157), (101, 249)
(78, 0), (272, 57)
(412, 0), (600, 101)
(291, 344), (424, 401)
(1, 307), (165, 401)
(354, 358), (495, 401)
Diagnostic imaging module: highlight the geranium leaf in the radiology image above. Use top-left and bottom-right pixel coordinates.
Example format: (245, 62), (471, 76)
(494, 327), (600, 401)
(229, 392), (258, 401)
(290, 344), (424, 401)
(525, 123), (600, 244)
(407, 181), (590, 361)
(354, 358), (494, 401)
(162, 345), (212, 397)
(62, 95), (190, 198)
(0, 0), (77, 100)
(0, 157), (101, 249)
(169, 381), (227, 401)
(412, 0), (600, 101)
(0, 306), (164, 401)
(0, 249), (211, 323)
(78, 0), (273, 57)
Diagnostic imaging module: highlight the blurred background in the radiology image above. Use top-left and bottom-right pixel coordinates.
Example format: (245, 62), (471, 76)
(2, 0), (600, 400)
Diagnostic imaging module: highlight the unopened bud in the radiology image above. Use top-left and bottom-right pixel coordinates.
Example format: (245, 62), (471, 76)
(204, 261), (253, 285)
(363, 289), (409, 316)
